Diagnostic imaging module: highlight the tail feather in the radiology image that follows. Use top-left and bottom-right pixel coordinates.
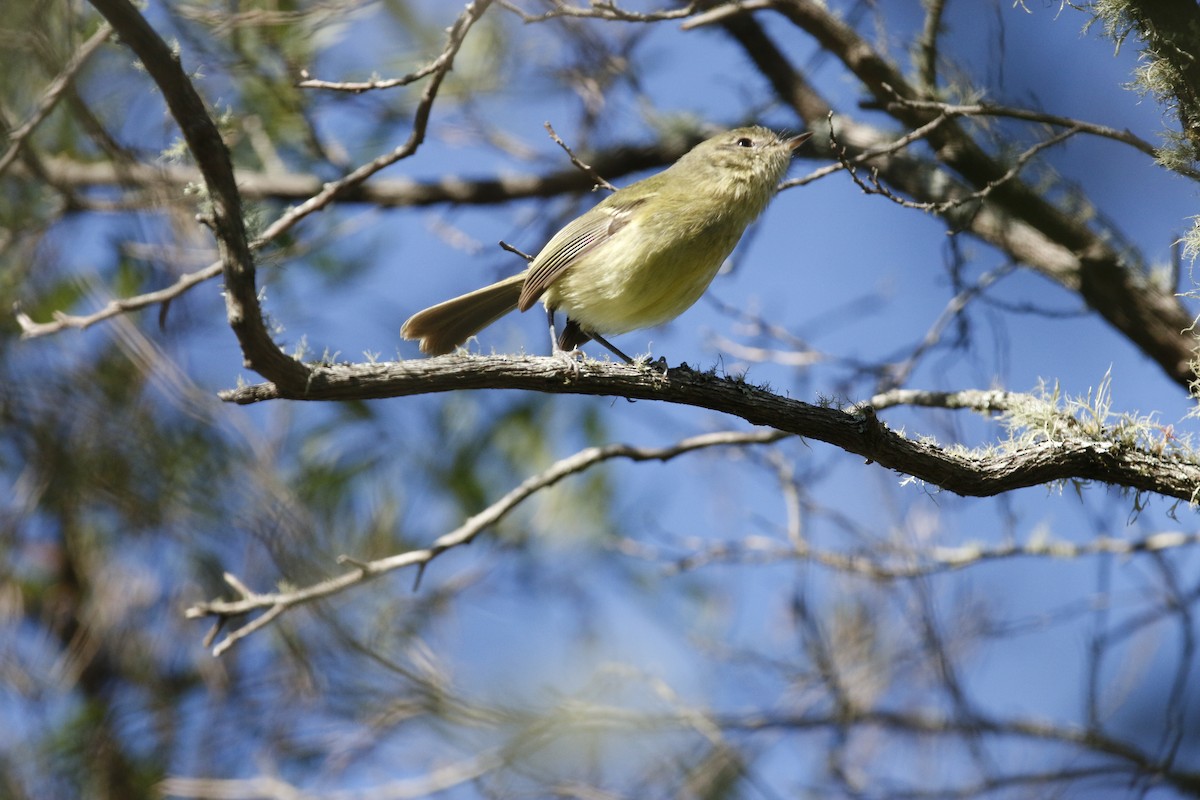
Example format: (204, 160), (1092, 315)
(401, 273), (526, 355)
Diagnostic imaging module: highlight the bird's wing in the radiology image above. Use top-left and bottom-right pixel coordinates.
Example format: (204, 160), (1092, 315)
(517, 194), (649, 311)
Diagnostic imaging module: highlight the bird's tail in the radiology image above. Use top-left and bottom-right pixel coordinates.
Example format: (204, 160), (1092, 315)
(401, 273), (526, 355)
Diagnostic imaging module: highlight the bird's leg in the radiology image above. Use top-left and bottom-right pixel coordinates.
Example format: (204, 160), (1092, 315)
(546, 307), (560, 354)
(568, 319), (662, 371)
(587, 332), (635, 365)
(551, 312), (663, 372)
(563, 318), (665, 371)
(547, 308), (585, 373)
(560, 318), (632, 363)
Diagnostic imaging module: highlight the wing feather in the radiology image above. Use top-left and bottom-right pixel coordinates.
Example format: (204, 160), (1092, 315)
(517, 195), (648, 311)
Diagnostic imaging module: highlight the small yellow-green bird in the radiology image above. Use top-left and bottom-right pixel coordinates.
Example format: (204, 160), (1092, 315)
(401, 126), (811, 362)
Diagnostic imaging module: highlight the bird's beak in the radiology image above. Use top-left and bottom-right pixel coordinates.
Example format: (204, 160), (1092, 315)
(786, 131), (813, 152)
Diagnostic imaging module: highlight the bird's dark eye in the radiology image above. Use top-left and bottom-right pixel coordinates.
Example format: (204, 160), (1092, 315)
(735, 137), (754, 147)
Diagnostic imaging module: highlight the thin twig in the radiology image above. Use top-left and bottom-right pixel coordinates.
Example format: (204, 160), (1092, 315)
(879, 97), (1200, 180)
(781, 110), (957, 190)
(875, 263), (1017, 391)
(544, 121), (617, 192)
(498, 239), (535, 261)
(298, 62), (444, 93)
(832, 120), (1084, 214)
(296, 3), (468, 95)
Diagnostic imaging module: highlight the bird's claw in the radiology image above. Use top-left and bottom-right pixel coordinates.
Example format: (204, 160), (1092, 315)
(553, 346), (586, 377)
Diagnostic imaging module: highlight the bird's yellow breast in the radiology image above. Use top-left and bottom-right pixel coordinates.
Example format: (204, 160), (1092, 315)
(543, 178), (771, 335)
(542, 214), (742, 334)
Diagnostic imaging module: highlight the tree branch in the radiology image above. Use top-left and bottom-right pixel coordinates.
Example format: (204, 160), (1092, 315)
(877, 98), (1199, 179)
(248, 0), (494, 250)
(26, 139), (690, 209)
(544, 121), (617, 192)
(916, 0), (948, 93)
(16, 262), (222, 338)
(217, 355), (1200, 502)
(87, 0), (308, 385)
(161, 750), (505, 799)
(497, 0), (699, 23)
(15, 137), (696, 339)
(85, 0), (494, 391)
(188, 429), (790, 655)
(713, 0), (1197, 389)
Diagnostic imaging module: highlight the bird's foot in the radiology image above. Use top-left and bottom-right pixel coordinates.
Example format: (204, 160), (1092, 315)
(553, 345), (586, 377)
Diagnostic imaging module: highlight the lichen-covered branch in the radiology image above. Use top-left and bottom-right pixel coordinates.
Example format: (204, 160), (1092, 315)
(218, 354), (1200, 503)
(87, 0), (308, 386)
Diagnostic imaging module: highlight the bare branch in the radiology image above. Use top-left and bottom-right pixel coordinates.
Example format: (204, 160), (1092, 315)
(858, 387), (1022, 414)
(29, 139), (690, 206)
(298, 59), (442, 94)
(83, 0), (493, 392)
(161, 750), (505, 799)
(14, 136), (694, 337)
(16, 262), (222, 338)
(187, 429), (788, 654)
(780, 110), (957, 190)
(296, 0), (492, 92)
(14, 136), (697, 339)
(833, 118), (1085, 214)
(498, 239), (535, 261)
(498, 0), (699, 24)
(682, 0), (775, 29)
